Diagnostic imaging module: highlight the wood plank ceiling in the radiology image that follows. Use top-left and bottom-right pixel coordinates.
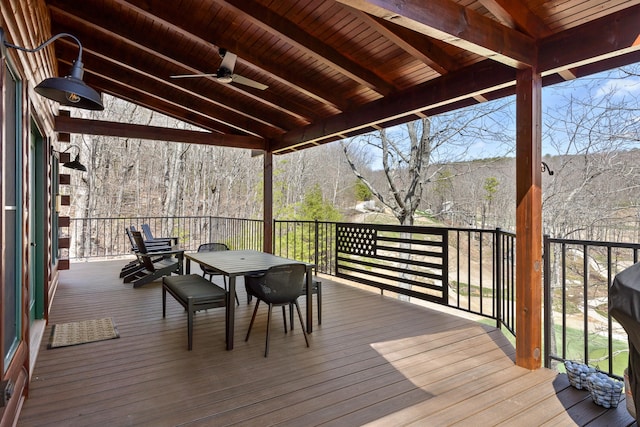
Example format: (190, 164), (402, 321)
(43, 0), (640, 154)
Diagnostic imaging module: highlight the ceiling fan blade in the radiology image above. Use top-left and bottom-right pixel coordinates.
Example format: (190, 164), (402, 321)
(219, 50), (237, 72)
(231, 74), (269, 90)
(170, 49), (266, 89)
(170, 73), (219, 79)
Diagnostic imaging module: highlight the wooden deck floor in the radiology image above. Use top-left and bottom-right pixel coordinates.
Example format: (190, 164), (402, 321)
(18, 260), (637, 426)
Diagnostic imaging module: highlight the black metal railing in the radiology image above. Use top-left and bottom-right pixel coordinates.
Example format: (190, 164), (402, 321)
(448, 227), (516, 334)
(68, 216), (263, 258)
(273, 220), (336, 275)
(272, 220), (515, 330)
(336, 223), (449, 304)
(66, 215), (640, 378)
(543, 235), (640, 378)
(68, 216), (516, 337)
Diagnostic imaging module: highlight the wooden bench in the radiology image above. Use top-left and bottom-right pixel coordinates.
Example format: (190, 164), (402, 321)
(162, 274), (227, 350)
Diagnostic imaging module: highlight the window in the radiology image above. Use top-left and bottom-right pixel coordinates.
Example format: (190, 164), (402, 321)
(2, 61), (22, 368)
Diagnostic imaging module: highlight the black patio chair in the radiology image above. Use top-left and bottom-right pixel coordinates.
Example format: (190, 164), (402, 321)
(246, 271), (322, 328)
(289, 278), (322, 330)
(197, 243), (239, 306)
(245, 263), (309, 357)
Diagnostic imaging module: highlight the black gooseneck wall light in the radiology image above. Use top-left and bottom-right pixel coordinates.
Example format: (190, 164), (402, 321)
(0, 28), (104, 111)
(60, 145), (88, 172)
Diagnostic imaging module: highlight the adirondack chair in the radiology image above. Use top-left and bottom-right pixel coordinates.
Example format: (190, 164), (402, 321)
(123, 231), (184, 288)
(141, 223), (178, 246)
(119, 227), (174, 279)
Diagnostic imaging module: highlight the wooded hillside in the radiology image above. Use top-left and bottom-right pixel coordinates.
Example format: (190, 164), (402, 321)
(61, 93), (640, 243)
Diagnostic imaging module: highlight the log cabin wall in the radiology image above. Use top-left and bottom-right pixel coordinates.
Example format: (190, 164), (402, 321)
(0, 1), (59, 425)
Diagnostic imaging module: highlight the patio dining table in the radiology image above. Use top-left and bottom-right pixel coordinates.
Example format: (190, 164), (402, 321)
(184, 250), (315, 350)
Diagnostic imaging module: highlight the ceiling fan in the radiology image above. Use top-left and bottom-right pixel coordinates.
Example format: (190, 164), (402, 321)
(170, 48), (268, 90)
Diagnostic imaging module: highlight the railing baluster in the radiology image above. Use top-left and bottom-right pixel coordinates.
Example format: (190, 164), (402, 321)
(607, 246), (613, 375)
(496, 228), (502, 330)
(543, 236), (640, 378)
(562, 242), (567, 361)
(583, 244), (589, 364)
(543, 234), (550, 367)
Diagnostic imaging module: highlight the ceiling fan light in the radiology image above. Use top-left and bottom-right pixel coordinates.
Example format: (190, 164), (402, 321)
(216, 66), (233, 84)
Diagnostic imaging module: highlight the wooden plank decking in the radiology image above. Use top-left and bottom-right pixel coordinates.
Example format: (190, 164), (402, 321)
(18, 260), (637, 426)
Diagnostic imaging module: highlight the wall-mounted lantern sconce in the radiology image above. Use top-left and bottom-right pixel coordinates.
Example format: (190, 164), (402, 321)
(541, 161), (554, 176)
(59, 145), (87, 172)
(0, 28), (104, 111)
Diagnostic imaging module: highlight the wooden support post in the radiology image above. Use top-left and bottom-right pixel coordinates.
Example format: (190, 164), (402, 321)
(263, 151), (273, 254)
(515, 66), (543, 370)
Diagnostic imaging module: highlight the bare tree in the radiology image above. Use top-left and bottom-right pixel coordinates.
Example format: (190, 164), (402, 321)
(542, 68), (640, 240)
(541, 64), (640, 365)
(342, 119), (428, 225)
(341, 102), (512, 226)
(339, 105), (511, 300)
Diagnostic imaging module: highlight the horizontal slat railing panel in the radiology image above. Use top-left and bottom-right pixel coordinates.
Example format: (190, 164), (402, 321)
(336, 223), (449, 304)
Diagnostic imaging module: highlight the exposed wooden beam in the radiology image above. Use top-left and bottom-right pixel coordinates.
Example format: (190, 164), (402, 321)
(83, 71), (247, 136)
(478, 0), (552, 38)
(569, 50), (640, 81)
(515, 66), (542, 370)
(538, 4), (640, 75)
(54, 116), (265, 150)
(116, 0), (348, 111)
(336, 0), (535, 68)
(56, 42), (283, 139)
(216, 0), (397, 96)
(62, 45), (286, 135)
(556, 69), (577, 81)
(376, 18), (465, 74)
(53, 0), (309, 117)
(342, 5), (460, 75)
(275, 5), (640, 151)
(49, 6), (312, 129)
(44, 0), (640, 157)
(272, 60), (515, 151)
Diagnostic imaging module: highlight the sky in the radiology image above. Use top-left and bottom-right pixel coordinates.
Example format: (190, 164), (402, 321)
(540, 65), (640, 156)
(343, 61), (640, 169)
